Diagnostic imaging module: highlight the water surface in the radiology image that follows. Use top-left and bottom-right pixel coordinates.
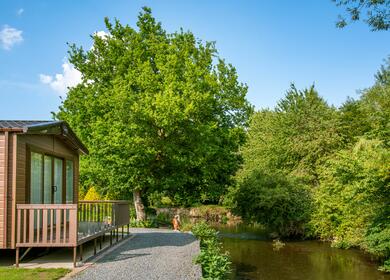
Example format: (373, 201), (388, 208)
(217, 225), (390, 280)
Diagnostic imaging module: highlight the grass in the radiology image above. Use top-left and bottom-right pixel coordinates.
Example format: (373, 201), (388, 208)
(0, 267), (70, 280)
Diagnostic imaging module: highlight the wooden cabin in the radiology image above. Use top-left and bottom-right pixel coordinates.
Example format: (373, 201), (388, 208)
(0, 120), (130, 267)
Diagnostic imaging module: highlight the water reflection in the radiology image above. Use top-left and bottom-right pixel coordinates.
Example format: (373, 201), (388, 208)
(216, 225), (390, 280)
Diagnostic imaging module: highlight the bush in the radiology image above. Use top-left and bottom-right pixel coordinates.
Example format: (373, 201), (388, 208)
(232, 171), (312, 237)
(311, 139), (390, 270)
(83, 186), (102, 200)
(191, 222), (231, 279)
(129, 218), (157, 228)
(156, 212), (172, 226)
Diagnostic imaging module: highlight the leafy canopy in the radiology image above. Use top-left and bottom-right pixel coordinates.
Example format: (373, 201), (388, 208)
(57, 7), (252, 204)
(333, 0), (390, 31)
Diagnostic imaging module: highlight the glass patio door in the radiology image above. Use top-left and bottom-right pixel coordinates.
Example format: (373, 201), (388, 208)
(44, 155), (52, 203)
(30, 152), (43, 204)
(53, 158), (63, 204)
(30, 153), (64, 204)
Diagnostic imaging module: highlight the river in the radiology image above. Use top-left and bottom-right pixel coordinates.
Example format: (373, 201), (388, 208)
(216, 224), (390, 280)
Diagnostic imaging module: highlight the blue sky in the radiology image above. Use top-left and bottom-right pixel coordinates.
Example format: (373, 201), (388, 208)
(0, 0), (389, 120)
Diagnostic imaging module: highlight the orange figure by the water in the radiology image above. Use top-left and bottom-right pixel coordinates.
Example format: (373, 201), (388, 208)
(172, 215), (180, 231)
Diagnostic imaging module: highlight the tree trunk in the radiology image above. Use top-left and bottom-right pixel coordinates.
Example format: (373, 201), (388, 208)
(133, 189), (146, 221)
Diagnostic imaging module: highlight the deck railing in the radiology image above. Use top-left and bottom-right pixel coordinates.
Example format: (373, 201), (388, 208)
(16, 200), (130, 248)
(16, 204), (78, 247)
(78, 200), (130, 243)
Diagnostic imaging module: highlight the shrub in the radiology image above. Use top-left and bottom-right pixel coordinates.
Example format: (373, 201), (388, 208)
(156, 212), (172, 226)
(192, 222), (231, 279)
(232, 170), (312, 237)
(129, 218), (157, 228)
(83, 186), (102, 200)
(311, 138), (390, 270)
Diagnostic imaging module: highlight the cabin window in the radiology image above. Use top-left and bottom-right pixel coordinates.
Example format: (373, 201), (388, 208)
(29, 151), (75, 204)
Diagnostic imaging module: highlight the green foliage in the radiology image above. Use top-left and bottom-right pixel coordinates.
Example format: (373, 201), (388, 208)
(147, 191), (174, 207)
(83, 186), (103, 201)
(233, 171), (312, 237)
(129, 217), (157, 228)
(192, 222), (231, 279)
(338, 57), (390, 146)
(229, 85), (337, 238)
(236, 85), (340, 185)
(229, 59), (390, 271)
(155, 212), (172, 226)
(56, 7), (252, 205)
(333, 0), (390, 31)
(311, 138), (390, 268)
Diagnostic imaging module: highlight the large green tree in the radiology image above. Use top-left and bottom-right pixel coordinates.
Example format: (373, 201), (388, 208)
(236, 85), (341, 185)
(229, 85), (340, 237)
(57, 7), (252, 219)
(333, 0), (390, 31)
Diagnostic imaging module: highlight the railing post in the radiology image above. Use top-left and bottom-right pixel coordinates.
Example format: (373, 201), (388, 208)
(79, 244), (83, 261)
(15, 247), (19, 267)
(73, 246), (77, 268)
(16, 208), (21, 246)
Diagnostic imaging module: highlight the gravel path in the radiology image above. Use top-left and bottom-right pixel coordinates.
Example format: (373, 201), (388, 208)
(72, 228), (202, 280)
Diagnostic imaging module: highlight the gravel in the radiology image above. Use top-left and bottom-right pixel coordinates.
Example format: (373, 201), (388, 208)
(72, 228), (202, 280)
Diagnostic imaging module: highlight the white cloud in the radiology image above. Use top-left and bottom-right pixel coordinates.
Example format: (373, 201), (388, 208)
(17, 8), (24, 16)
(39, 61), (82, 95)
(94, 30), (109, 39)
(39, 74), (52, 84)
(39, 30), (108, 95)
(0, 25), (23, 50)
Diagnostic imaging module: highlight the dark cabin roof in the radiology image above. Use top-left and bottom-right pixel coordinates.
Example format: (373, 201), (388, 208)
(0, 120), (88, 155)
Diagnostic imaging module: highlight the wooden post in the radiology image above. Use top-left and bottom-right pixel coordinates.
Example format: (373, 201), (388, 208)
(80, 244), (83, 261)
(94, 238), (97, 255)
(15, 247), (19, 267)
(116, 228), (118, 242)
(99, 235), (102, 250)
(122, 226), (124, 239)
(73, 246), (77, 268)
(110, 231), (112, 245)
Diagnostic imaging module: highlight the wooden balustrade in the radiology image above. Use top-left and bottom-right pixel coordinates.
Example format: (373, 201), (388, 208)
(16, 204), (78, 247)
(16, 201), (130, 248)
(78, 200), (130, 227)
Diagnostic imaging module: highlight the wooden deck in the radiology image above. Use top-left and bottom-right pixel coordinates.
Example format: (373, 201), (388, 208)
(15, 200), (130, 267)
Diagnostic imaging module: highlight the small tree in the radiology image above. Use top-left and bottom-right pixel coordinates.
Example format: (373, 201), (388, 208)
(57, 7), (252, 220)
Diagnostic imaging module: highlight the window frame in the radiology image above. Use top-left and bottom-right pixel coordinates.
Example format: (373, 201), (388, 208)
(26, 144), (76, 204)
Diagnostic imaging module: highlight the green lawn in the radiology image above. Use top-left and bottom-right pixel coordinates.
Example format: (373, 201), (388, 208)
(0, 267), (70, 280)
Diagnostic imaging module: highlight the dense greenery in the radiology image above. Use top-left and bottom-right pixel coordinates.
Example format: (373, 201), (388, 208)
(333, 0), (390, 31)
(54, 5), (389, 272)
(229, 58), (390, 270)
(57, 7), (252, 218)
(232, 171), (312, 237)
(191, 222), (231, 279)
(311, 138), (389, 271)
